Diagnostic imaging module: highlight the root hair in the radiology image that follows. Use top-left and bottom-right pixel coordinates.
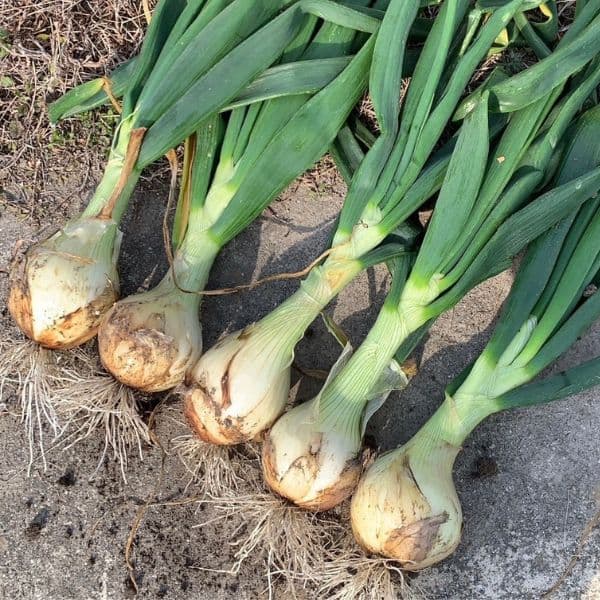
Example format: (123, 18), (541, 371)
(0, 335), (68, 472)
(317, 532), (420, 600)
(54, 353), (153, 482)
(200, 491), (347, 596)
(198, 489), (421, 599)
(171, 434), (262, 496)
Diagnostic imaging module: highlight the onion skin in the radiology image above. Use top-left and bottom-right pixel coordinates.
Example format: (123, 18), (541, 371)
(7, 218), (120, 349)
(262, 429), (363, 512)
(183, 392), (254, 445)
(8, 279), (116, 350)
(260, 397), (364, 511)
(98, 282), (202, 393)
(8, 251), (37, 342)
(350, 442), (462, 571)
(183, 326), (291, 445)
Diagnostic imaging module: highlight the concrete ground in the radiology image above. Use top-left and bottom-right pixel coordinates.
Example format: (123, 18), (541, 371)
(0, 168), (599, 599)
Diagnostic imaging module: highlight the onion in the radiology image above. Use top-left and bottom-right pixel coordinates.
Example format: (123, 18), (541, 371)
(181, 267), (360, 444)
(350, 434), (462, 571)
(261, 340), (407, 510)
(98, 272), (202, 393)
(350, 383), (495, 570)
(183, 322), (292, 444)
(98, 234), (218, 392)
(8, 217), (121, 349)
(262, 396), (364, 511)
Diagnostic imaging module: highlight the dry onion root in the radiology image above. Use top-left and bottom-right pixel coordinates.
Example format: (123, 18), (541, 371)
(51, 351), (153, 481)
(0, 332), (153, 479)
(200, 490), (349, 595)
(315, 530), (419, 600)
(152, 403), (264, 498)
(201, 491), (418, 600)
(0, 335), (66, 471)
(171, 432), (262, 497)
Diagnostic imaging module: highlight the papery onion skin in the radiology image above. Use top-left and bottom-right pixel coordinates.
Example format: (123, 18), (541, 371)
(262, 434), (362, 512)
(261, 398), (363, 511)
(350, 441), (462, 571)
(183, 325), (292, 445)
(98, 232), (218, 392)
(8, 218), (120, 349)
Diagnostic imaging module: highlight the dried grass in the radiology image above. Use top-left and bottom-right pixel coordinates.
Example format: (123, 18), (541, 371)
(0, 0), (149, 219)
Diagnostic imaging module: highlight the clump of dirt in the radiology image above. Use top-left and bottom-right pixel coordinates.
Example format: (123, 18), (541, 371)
(25, 506), (50, 538)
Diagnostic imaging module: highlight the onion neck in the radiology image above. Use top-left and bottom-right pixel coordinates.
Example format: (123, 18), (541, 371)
(243, 214), (386, 354)
(314, 269), (443, 447)
(318, 297), (427, 449)
(155, 230), (221, 303)
(412, 389), (496, 456)
(252, 249), (365, 356)
(406, 323), (537, 456)
(82, 119), (142, 222)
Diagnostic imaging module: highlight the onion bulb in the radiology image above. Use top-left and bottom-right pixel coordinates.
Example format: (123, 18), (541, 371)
(98, 237), (218, 392)
(183, 322), (292, 444)
(261, 342), (407, 511)
(350, 436), (462, 570)
(98, 273), (202, 392)
(182, 276), (343, 445)
(262, 396), (364, 511)
(350, 392), (494, 570)
(8, 217), (121, 349)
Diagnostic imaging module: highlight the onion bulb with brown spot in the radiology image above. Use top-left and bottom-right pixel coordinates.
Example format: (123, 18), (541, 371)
(349, 316), (544, 569)
(8, 217), (121, 349)
(98, 236), (219, 393)
(98, 274), (203, 393)
(182, 280), (338, 445)
(350, 436), (462, 571)
(350, 389), (496, 570)
(183, 323), (292, 444)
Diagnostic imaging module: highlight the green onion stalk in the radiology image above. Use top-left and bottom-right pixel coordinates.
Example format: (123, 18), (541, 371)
(261, 40), (600, 511)
(48, 5), (448, 125)
(183, 0), (523, 445)
(351, 105), (600, 570)
(97, 14), (382, 393)
(8, 0), (377, 350)
(185, 0), (600, 445)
